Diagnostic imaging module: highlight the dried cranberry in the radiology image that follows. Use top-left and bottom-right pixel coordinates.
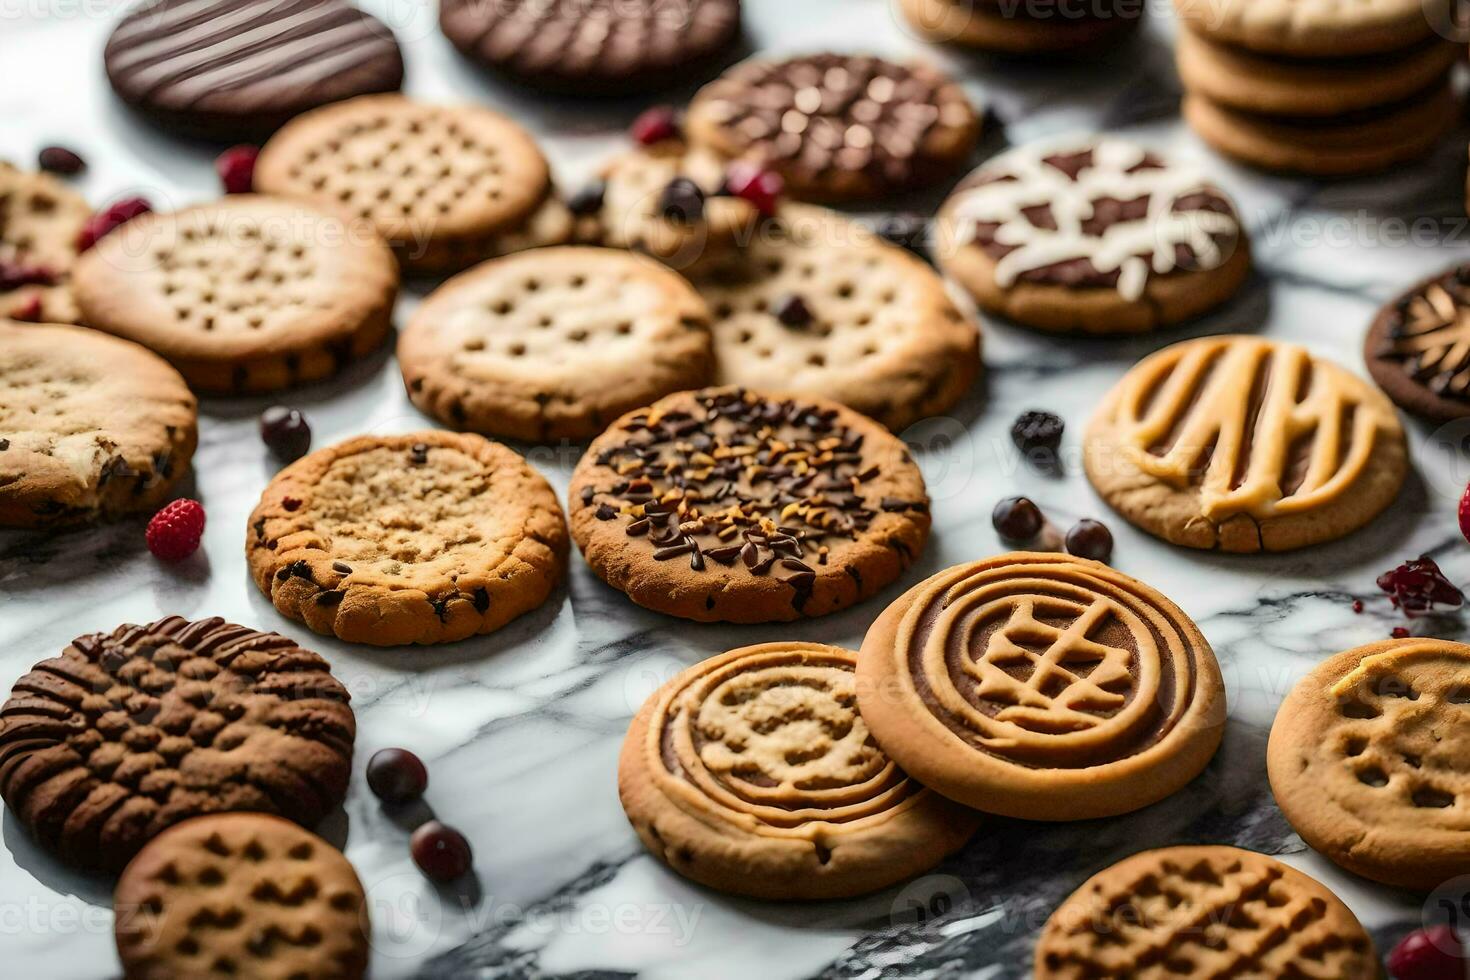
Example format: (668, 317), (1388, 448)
(992, 496), (1043, 542)
(37, 145), (85, 176)
(773, 293), (813, 328)
(1352, 599), (1364, 613)
(0, 261), (57, 291)
(259, 406), (311, 462)
(1393, 626), (1412, 639)
(8, 296), (44, 322)
(215, 145), (259, 195)
(1458, 482), (1470, 545)
(1387, 926), (1466, 980)
(630, 105), (679, 146)
(410, 820), (473, 882)
(567, 179), (606, 216)
(76, 197), (153, 252)
(1012, 411), (1065, 461)
(1066, 519), (1114, 563)
(659, 177), (704, 223)
(723, 160), (782, 217)
(366, 748), (429, 804)
(1376, 557), (1464, 618)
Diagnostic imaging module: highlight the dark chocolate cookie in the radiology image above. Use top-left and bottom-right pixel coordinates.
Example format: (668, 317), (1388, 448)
(0, 616), (355, 872)
(104, 0), (404, 140)
(1365, 262), (1470, 419)
(439, 0), (742, 95)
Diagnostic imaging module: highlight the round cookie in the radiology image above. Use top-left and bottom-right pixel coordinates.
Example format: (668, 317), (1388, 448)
(72, 196), (398, 394)
(695, 204), (980, 432)
(400, 247), (714, 442)
(0, 161), (91, 324)
(568, 387), (931, 623)
(1268, 638), (1470, 892)
(1172, 0), (1444, 56)
(1036, 846), (1379, 978)
(1183, 84), (1459, 177)
(856, 553), (1226, 820)
(897, 0), (1142, 54)
(1365, 262), (1470, 420)
(0, 322), (197, 528)
(934, 135), (1250, 334)
(0, 616), (354, 872)
(1176, 28), (1460, 117)
(686, 53), (980, 203)
(1084, 335), (1407, 553)
(440, 0), (742, 95)
(619, 642), (980, 900)
(254, 94), (568, 273)
(115, 813), (368, 980)
(247, 431), (569, 646)
(104, 0), (404, 141)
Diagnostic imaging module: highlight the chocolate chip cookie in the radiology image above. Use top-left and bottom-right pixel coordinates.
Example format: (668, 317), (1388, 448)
(0, 161), (91, 324)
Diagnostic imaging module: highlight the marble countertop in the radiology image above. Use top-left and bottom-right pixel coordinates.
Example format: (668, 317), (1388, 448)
(3, 1), (1467, 976)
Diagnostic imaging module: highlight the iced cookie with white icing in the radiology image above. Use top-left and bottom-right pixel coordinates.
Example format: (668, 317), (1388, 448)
(934, 136), (1251, 334)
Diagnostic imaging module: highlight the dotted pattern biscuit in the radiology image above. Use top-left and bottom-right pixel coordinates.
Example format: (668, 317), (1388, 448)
(0, 322), (197, 528)
(696, 205), (979, 431)
(619, 642), (980, 900)
(1172, 0), (1442, 56)
(686, 53), (980, 202)
(254, 95), (559, 272)
(0, 616), (354, 872)
(856, 553), (1226, 820)
(1036, 846), (1378, 978)
(569, 387), (931, 623)
(115, 812), (368, 980)
(72, 196), (398, 394)
(1268, 638), (1470, 892)
(935, 136), (1250, 334)
(248, 431), (569, 646)
(400, 247), (714, 442)
(1365, 262), (1470, 420)
(0, 162), (90, 324)
(898, 0), (1142, 54)
(1084, 335), (1407, 552)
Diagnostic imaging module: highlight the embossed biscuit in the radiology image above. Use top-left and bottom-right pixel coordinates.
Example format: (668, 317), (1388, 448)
(568, 387), (931, 623)
(686, 53), (980, 202)
(897, 0), (1142, 54)
(695, 205), (980, 432)
(0, 162), (91, 324)
(934, 135), (1250, 334)
(400, 247), (715, 442)
(0, 322), (197, 528)
(1036, 846), (1379, 978)
(1365, 261), (1470, 420)
(247, 431), (569, 646)
(1268, 639), (1470, 892)
(857, 553), (1226, 819)
(1085, 335), (1407, 552)
(115, 812), (368, 980)
(0, 616), (354, 872)
(72, 196), (398, 394)
(619, 642), (980, 900)
(1172, 0), (1444, 56)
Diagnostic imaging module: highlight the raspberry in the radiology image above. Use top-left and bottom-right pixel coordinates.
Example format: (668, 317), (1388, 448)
(215, 145), (259, 195)
(146, 499), (206, 561)
(722, 160), (782, 216)
(76, 197), (153, 252)
(629, 106), (679, 146)
(1458, 482), (1470, 544)
(8, 296), (44, 322)
(1387, 926), (1465, 980)
(1376, 556), (1464, 618)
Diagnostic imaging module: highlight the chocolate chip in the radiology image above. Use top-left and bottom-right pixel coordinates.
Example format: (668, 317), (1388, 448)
(659, 177), (705, 223)
(0, 439), (9, 451)
(282, 496), (302, 512)
(472, 587), (490, 612)
(410, 443), (429, 465)
(38, 145), (86, 176)
(596, 503), (617, 521)
(567, 179), (607, 216)
(331, 561), (352, 574)
(773, 294), (813, 328)
(315, 590), (345, 606)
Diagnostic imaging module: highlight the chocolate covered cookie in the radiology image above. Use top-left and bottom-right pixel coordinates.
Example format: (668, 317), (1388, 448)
(0, 617), (354, 872)
(0, 162), (91, 324)
(105, 0), (404, 140)
(898, 0), (1142, 55)
(568, 387), (931, 623)
(1366, 262), (1470, 420)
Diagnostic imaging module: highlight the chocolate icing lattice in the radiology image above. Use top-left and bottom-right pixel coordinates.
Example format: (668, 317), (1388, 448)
(1374, 266), (1470, 400)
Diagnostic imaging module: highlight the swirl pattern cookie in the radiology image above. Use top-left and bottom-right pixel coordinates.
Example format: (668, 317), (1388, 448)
(0, 616), (354, 872)
(856, 553), (1226, 819)
(1365, 261), (1470, 419)
(248, 431), (569, 646)
(1036, 846), (1378, 978)
(115, 813), (368, 980)
(72, 196), (398, 394)
(935, 136), (1249, 333)
(1084, 335), (1407, 552)
(0, 322), (197, 528)
(1268, 638), (1470, 892)
(569, 387), (931, 623)
(0, 162), (90, 324)
(619, 642), (980, 900)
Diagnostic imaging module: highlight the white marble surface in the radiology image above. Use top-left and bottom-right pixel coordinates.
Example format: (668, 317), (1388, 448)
(2, 1), (1468, 976)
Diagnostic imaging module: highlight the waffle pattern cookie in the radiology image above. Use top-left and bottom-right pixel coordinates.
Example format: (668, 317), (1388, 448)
(1365, 261), (1470, 419)
(0, 617), (354, 872)
(1085, 335), (1406, 552)
(569, 387), (931, 623)
(619, 642), (980, 900)
(1268, 638), (1470, 892)
(935, 136), (1249, 334)
(0, 162), (90, 324)
(114, 813), (368, 980)
(72, 196), (398, 394)
(857, 553), (1226, 819)
(0, 322), (197, 528)
(400, 247), (714, 442)
(1036, 846), (1379, 978)
(248, 431), (569, 646)
(696, 205), (980, 431)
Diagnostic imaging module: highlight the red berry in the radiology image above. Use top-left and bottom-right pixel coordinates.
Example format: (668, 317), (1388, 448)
(8, 296), (44, 322)
(1458, 482), (1470, 544)
(366, 748), (428, 804)
(723, 160), (783, 216)
(1393, 626), (1411, 639)
(1388, 926), (1465, 980)
(259, 406), (311, 461)
(76, 197), (153, 252)
(630, 106), (679, 146)
(410, 820), (472, 882)
(0, 261), (57, 291)
(1377, 556), (1464, 618)
(145, 499), (206, 561)
(215, 145), (259, 195)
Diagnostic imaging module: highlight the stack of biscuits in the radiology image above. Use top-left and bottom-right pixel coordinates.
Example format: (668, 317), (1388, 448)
(1173, 0), (1459, 176)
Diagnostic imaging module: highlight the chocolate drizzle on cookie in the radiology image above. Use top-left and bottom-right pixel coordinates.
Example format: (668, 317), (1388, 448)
(1374, 264), (1470, 400)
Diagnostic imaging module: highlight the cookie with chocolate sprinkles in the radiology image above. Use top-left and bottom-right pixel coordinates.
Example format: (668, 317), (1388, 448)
(568, 387), (931, 623)
(1364, 262), (1470, 420)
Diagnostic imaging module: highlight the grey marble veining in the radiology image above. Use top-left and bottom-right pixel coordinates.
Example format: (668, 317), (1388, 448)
(1, 1), (1464, 976)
